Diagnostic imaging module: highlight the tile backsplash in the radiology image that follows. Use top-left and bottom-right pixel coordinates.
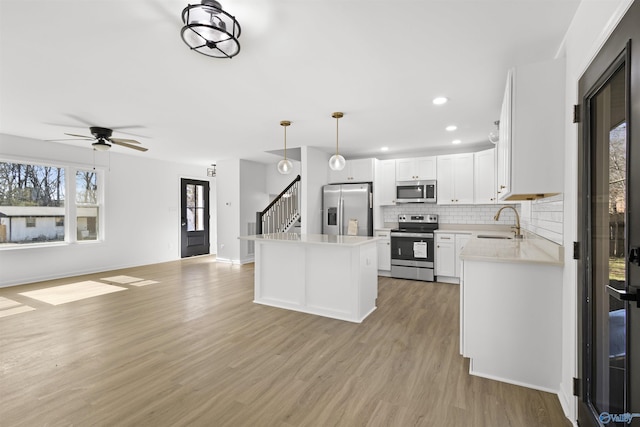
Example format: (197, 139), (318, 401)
(383, 204), (522, 226)
(520, 194), (564, 245)
(383, 195), (564, 245)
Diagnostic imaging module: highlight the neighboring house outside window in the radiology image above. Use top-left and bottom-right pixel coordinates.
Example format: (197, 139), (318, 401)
(0, 161), (103, 246)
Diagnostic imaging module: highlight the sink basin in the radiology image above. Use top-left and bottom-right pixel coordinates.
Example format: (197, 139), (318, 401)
(476, 234), (512, 239)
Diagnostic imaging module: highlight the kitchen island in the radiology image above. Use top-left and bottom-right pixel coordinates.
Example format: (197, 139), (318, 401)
(239, 233), (379, 323)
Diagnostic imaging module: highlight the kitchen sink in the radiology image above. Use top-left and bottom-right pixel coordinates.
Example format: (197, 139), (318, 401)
(476, 234), (512, 239)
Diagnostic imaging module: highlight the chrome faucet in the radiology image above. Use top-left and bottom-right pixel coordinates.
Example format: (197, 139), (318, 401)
(493, 205), (523, 239)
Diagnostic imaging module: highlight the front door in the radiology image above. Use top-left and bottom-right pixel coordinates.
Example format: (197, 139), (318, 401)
(577, 2), (640, 425)
(180, 178), (210, 258)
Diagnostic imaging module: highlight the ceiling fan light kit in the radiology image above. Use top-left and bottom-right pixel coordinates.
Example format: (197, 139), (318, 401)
(277, 120), (293, 175)
(181, 0), (241, 59)
(92, 140), (111, 151)
(329, 112), (346, 171)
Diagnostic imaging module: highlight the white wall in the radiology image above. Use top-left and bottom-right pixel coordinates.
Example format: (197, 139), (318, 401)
(215, 158), (241, 263)
(0, 133), (213, 288)
(215, 158), (269, 264)
(383, 203), (522, 227)
(558, 0), (635, 421)
(301, 147), (329, 234)
(239, 159), (268, 262)
(265, 160), (301, 198)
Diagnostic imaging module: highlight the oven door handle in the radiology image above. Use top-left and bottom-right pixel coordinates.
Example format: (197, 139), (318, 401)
(390, 232), (434, 238)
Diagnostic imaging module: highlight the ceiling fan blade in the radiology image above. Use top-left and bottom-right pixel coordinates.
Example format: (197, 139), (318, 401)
(65, 114), (96, 127)
(111, 140), (148, 152)
(46, 138), (91, 142)
(110, 137), (141, 144)
(64, 133), (94, 140)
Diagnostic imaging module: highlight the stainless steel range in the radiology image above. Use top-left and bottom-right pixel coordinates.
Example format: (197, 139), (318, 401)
(390, 214), (438, 281)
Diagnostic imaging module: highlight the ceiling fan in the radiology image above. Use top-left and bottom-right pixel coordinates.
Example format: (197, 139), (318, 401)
(49, 126), (148, 152)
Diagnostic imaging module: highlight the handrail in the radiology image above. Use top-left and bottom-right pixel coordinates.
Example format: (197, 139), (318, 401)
(256, 174), (301, 235)
(261, 175), (301, 215)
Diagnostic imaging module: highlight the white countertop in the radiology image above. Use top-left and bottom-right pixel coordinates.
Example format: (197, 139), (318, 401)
(460, 235), (563, 266)
(239, 233), (379, 246)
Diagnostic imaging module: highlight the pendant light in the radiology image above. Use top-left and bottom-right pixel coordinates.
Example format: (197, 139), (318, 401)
(277, 121), (293, 174)
(329, 112), (346, 171)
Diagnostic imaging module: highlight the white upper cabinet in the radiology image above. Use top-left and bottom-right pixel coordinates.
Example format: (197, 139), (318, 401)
(375, 159), (397, 205)
(328, 158), (375, 183)
(395, 157), (436, 181)
(497, 58), (565, 201)
(437, 153), (474, 204)
(474, 148), (497, 204)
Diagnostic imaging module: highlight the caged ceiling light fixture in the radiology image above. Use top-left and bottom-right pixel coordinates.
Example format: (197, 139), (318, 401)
(329, 112), (346, 171)
(181, 0), (241, 59)
(277, 121), (293, 175)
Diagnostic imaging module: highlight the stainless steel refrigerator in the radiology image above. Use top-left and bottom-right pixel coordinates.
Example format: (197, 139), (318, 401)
(322, 183), (373, 236)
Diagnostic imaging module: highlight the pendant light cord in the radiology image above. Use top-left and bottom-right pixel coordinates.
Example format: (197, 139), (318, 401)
(335, 116), (339, 155)
(283, 125), (287, 160)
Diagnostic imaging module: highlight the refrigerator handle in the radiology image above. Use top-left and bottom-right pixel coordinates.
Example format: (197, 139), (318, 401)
(339, 198), (344, 235)
(369, 191), (373, 209)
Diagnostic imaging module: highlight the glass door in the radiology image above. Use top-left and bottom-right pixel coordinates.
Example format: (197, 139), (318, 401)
(578, 6), (640, 422)
(180, 178), (210, 258)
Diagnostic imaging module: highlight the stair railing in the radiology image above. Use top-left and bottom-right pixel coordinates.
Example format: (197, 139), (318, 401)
(256, 175), (301, 234)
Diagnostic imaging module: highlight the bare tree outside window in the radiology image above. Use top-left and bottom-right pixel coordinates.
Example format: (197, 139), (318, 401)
(0, 162), (65, 244)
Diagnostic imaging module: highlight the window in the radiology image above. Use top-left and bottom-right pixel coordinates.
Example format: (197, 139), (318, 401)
(76, 170), (99, 241)
(186, 183), (205, 231)
(0, 161), (103, 246)
(0, 161), (65, 244)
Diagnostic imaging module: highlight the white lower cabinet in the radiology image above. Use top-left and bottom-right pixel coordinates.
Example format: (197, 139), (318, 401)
(435, 232), (471, 283)
(375, 229), (391, 275)
(461, 259), (562, 391)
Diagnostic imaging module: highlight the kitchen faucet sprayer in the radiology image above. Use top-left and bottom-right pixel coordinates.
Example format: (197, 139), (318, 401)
(493, 205), (523, 239)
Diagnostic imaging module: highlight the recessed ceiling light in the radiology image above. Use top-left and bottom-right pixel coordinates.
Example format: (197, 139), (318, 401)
(452, 139), (461, 145)
(381, 147), (389, 152)
(445, 125), (457, 131)
(432, 97), (448, 105)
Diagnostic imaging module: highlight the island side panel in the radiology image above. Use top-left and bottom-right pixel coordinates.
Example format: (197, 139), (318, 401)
(358, 242), (378, 320)
(305, 245), (354, 318)
(254, 241), (305, 306)
(463, 259), (562, 392)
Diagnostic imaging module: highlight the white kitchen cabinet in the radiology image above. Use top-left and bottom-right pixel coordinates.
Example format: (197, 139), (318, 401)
(375, 229), (391, 275)
(436, 232), (471, 283)
(436, 153), (474, 204)
(328, 158), (375, 183)
(435, 233), (456, 278)
(474, 148), (497, 204)
(374, 159), (396, 205)
(497, 58), (565, 201)
(395, 157), (436, 181)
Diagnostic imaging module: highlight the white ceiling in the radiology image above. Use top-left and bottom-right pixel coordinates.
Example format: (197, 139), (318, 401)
(0, 0), (580, 167)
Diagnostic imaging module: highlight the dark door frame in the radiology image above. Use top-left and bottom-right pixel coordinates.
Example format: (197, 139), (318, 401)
(577, 1), (640, 425)
(180, 178), (210, 258)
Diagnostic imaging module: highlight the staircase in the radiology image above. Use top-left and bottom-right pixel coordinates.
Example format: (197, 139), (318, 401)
(256, 175), (301, 234)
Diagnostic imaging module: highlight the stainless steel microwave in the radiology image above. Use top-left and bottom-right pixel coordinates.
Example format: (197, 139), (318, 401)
(395, 180), (437, 203)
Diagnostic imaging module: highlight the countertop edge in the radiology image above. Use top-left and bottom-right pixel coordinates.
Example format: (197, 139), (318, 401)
(238, 233), (380, 247)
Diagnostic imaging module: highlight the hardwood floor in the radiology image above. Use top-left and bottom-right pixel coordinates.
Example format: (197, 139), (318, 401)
(0, 256), (571, 426)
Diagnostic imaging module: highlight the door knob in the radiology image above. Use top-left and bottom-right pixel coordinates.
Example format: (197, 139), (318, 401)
(630, 247), (639, 266)
(181, 218), (187, 226)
